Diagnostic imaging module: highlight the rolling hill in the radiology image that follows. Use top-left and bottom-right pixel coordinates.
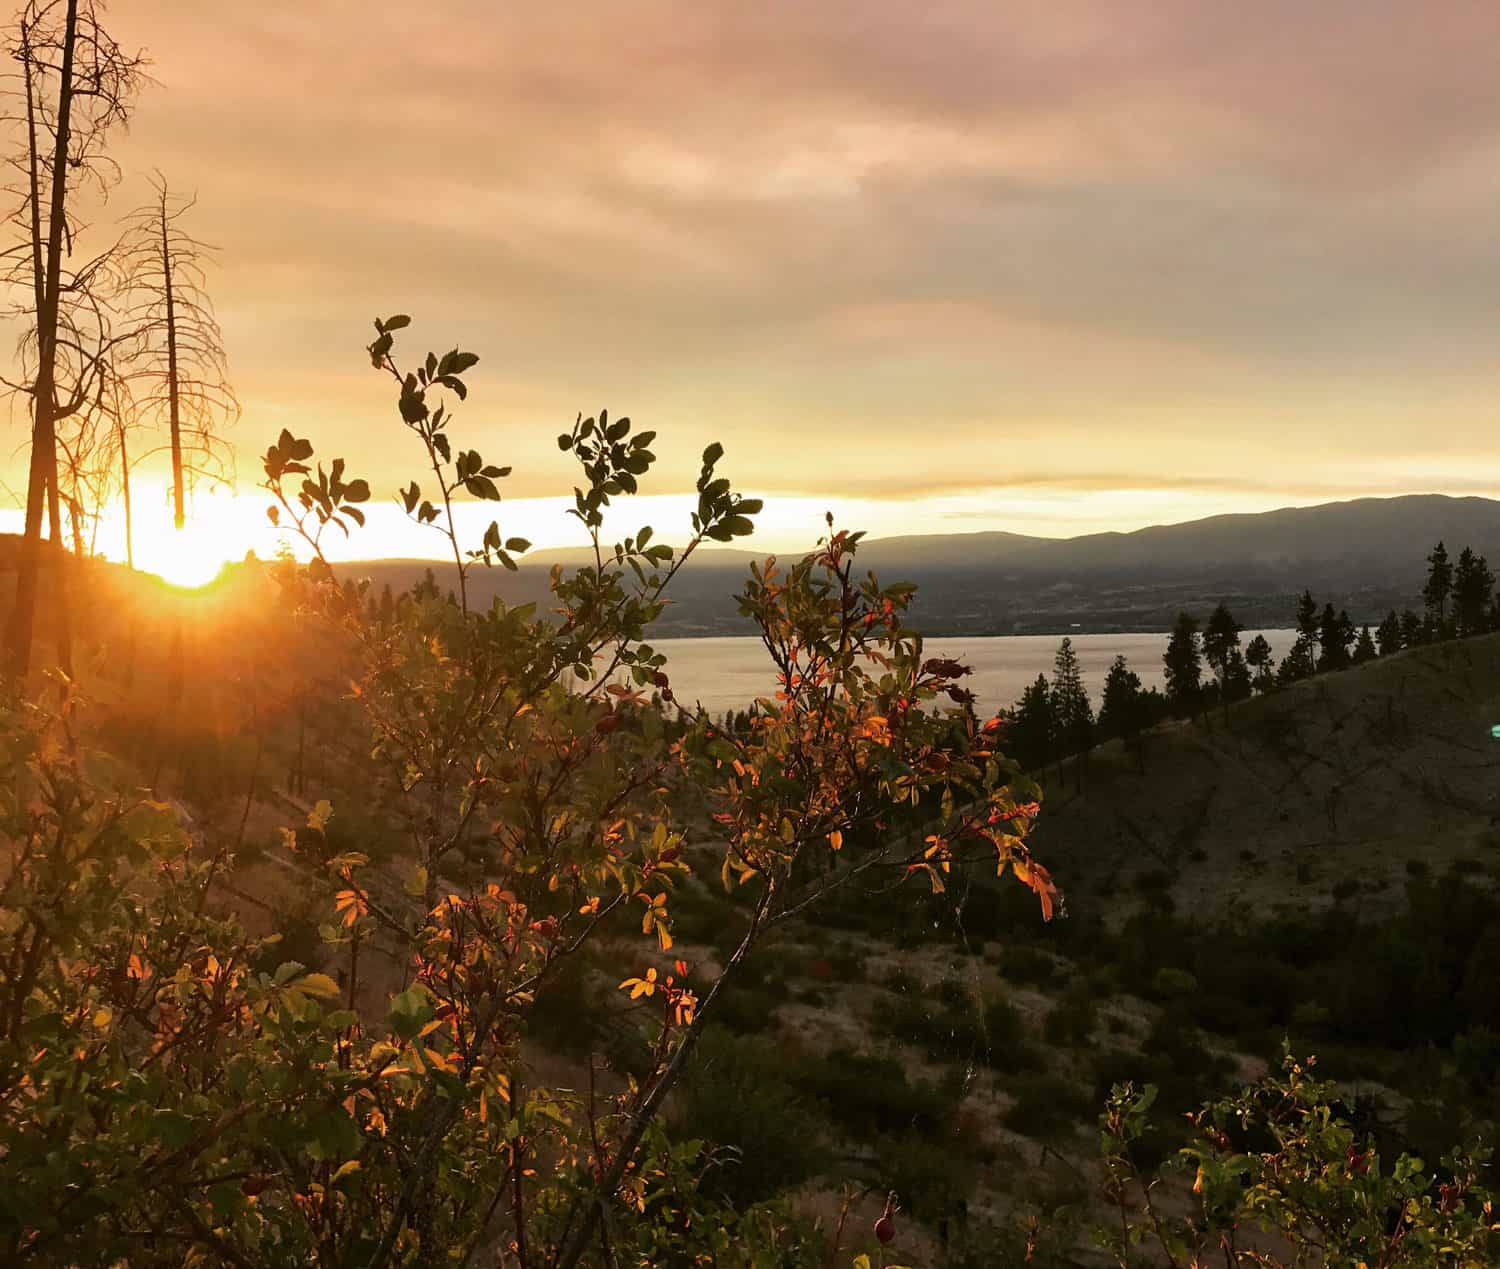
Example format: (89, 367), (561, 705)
(342, 493), (1500, 636)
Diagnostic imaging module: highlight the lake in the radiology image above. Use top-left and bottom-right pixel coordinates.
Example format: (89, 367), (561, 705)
(646, 630), (1298, 716)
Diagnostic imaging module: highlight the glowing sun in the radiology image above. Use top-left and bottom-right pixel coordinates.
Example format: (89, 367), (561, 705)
(92, 483), (266, 587)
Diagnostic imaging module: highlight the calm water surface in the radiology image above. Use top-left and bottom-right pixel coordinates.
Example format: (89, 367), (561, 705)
(648, 630), (1297, 715)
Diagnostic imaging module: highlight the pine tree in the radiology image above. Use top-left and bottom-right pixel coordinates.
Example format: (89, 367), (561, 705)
(1316, 603), (1354, 672)
(1278, 589), (1320, 682)
(1008, 674), (1054, 773)
(1352, 625), (1377, 664)
(1424, 540), (1453, 635)
(1375, 609), (1402, 657)
(1222, 647), (1252, 703)
(1051, 637), (1094, 789)
(1400, 608), (1425, 648)
(1296, 589), (1320, 646)
(1098, 655), (1147, 746)
(1163, 611), (1203, 718)
(1453, 547), (1495, 638)
(1201, 602), (1243, 722)
(1202, 603), (1241, 680)
(378, 582), (396, 624)
(1245, 633), (1276, 693)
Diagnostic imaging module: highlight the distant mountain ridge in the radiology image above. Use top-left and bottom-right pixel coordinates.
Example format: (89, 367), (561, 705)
(343, 494), (1500, 637)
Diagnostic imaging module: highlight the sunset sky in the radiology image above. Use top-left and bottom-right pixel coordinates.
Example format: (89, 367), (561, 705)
(7, 1), (1500, 571)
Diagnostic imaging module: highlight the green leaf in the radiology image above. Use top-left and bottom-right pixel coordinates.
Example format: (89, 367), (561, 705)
(297, 973), (342, 1000)
(273, 961), (308, 986)
(381, 314), (411, 331)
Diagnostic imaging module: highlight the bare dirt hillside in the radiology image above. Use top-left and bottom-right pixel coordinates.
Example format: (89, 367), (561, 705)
(1032, 633), (1500, 921)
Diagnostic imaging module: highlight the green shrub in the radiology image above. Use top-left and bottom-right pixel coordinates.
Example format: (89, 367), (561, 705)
(982, 996), (1037, 1068)
(1001, 1073), (1091, 1143)
(801, 1048), (948, 1138)
(674, 1027), (827, 1206)
(1043, 983), (1097, 1047)
(1148, 967), (1199, 1000)
(876, 1132), (977, 1225)
(999, 945), (1059, 986)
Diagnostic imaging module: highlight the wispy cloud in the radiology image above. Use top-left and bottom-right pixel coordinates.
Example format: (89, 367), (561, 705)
(9, 1), (1497, 526)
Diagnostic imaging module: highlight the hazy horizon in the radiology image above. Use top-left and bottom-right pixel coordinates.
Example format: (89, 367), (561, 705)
(8, 2), (1500, 581)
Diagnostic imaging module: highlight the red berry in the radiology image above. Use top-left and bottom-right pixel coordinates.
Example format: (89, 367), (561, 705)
(874, 1215), (895, 1245)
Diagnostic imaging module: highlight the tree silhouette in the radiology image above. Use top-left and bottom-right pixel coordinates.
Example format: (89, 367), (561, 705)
(2, 0), (146, 679)
(1099, 654), (1149, 770)
(1375, 609), (1402, 657)
(1051, 637), (1094, 788)
(1352, 625), (1377, 665)
(119, 173), (239, 530)
(1201, 602), (1243, 723)
(1316, 604), (1355, 672)
(1162, 611), (1203, 719)
(1222, 647), (1252, 704)
(1295, 589), (1319, 645)
(1424, 540), (1453, 637)
(1008, 673), (1054, 774)
(1399, 608), (1424, 648)
(1245, 633), (1276, 693)
(1452, 546), (1494, 638)
(1278, 589), (1320, 683)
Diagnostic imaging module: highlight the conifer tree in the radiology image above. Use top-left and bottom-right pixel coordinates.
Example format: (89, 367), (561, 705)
(1245, 633), (1276, 693)
(1375, 609), (1402, 657)
(1201, 602), (1243, 722)
(1424, 540), (1453, 636)
(1296, 589), (1319, 646)
(1099, 654), (1149, 772)
(1279, 589), (1320, 682)
(1051, 637), (1094, 789)
(1202, 603), (1241, 679)
(1399, 608), (1425, 648)
(1453, 547), (1495, 638)
(1163, 611), (1203, 719)
(1316, 603), (1354, 672)
(1352, 624), (1377, 664)
(1008, 673), (1054, 773)
(1222, 647), (1252, 703)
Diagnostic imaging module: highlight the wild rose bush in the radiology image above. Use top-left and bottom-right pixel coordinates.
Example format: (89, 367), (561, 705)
(0, 315), (1054, 1267)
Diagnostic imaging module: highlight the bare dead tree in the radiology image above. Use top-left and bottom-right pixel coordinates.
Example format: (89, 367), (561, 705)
(53, 335), (130, 557)
(1, 0), (145, 680)
(119, 172), (237, 531)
